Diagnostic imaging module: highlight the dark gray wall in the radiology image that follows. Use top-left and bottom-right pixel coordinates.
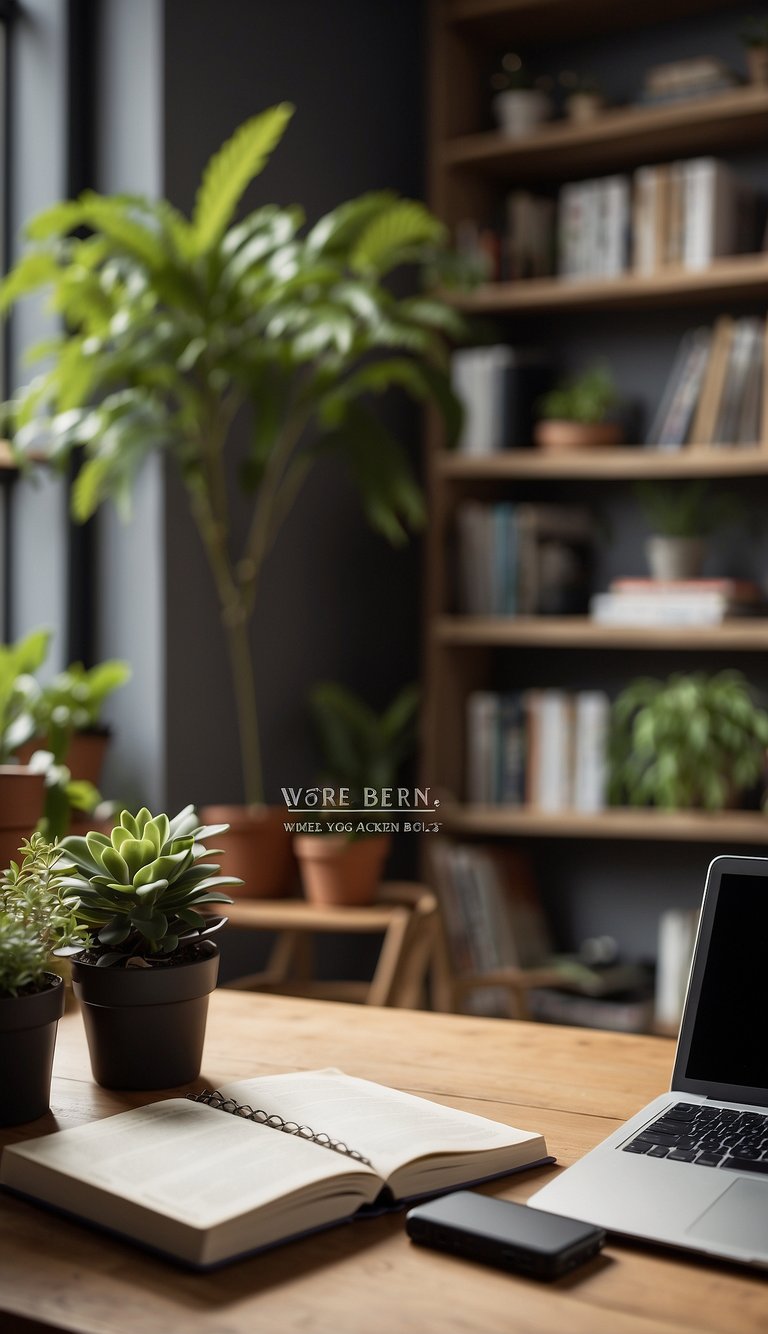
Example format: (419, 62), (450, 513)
(162, 0), (426, 813)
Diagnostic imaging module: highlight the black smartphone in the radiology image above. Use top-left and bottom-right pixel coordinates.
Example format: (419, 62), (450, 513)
(405, 1191), (605, 1281)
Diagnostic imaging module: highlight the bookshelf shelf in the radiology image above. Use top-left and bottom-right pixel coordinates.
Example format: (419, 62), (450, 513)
(443, 88), (768, 183)
(438, 447), (768, 481)
(447, 255), (768, 314)
(435, 616), (768, 650)
(446, 0), (729, 43)
(442, 805), (768, 844)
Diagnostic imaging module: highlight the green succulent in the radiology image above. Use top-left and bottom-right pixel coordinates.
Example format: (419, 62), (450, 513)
(59, 805), (239, 965)
(537, 366), (618, 424)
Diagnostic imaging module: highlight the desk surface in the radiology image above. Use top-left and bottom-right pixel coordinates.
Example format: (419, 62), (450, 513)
(1, 993), (766, 1334)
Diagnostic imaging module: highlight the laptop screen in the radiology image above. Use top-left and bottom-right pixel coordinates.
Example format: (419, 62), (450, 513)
(685, 871), (767, 1088)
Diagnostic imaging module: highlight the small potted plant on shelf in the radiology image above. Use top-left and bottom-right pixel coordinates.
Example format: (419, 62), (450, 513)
(741, 18), (768, 85)
(534, 366), (622, 452)
(0, 629), (50, 865)
(559, 71), (606, 123)
(0, 834), (83, 1125)
(0, 105), (462, 899)
(491, 53), (553, 138)
(59, 805), (238, 1090)
(609, 671), (768, 811)
(16, 657), (131, 840)
(294, 682), (419, 906)
(635, 480), (736, 581)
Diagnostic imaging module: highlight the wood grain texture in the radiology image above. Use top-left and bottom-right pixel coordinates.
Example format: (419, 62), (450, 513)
(438, 448), (768, 481)
(0, 992), (766, 1334)
(434, 615), (768, 650)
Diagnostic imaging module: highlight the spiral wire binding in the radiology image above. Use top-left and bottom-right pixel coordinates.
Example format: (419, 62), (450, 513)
(186, 1089), (373, 1167)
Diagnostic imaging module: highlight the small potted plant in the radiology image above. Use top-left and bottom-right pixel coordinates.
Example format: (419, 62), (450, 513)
(0, 835), (83, 1126)
(559, 71), (606, 123)
(17, 658), (131, 839)
(534, 367), (622, 451)
(59, 805), (238, 1090)
(742, 18), (768, 85)
(294, 683), (419, 906)
(635, 480), (736, 581)
(609, 671), (768, 811)
(491, 53), (553, 138)
(0, 629), (50, 865)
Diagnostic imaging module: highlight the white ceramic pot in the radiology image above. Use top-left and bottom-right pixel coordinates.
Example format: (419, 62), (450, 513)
(645, 535), (706, 581)
(493, 90), (552, 138)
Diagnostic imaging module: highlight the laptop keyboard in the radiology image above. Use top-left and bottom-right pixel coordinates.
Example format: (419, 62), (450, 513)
(623, 1102), (768, 1173)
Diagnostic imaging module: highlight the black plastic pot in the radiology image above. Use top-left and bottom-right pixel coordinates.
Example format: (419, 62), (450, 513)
(0, 973), (65, 1126)
(71, 943), (219, 1090)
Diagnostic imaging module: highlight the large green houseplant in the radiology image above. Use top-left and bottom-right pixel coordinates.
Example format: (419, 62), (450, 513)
(0, 104), (463, 894)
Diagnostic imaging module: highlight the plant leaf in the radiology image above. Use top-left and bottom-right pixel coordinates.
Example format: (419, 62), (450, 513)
(191, 105), (294, 254)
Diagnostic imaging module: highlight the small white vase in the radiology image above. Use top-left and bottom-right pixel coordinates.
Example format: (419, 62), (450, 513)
(493, 90), (552, 139)
(645, 535), (706, 582)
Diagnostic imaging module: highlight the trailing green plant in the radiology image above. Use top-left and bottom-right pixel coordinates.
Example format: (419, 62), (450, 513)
(0, 628), (49, 763)
(310, 681), (420, 805)
(609, 671), (768, 811)
(634, 480), (738, 538)
(0, 834), (84, 996)
(28, 658), (131, 840)
(0, 105), (465, 807)
(59, 806), (239, 965)
(537, 366), (618, 424)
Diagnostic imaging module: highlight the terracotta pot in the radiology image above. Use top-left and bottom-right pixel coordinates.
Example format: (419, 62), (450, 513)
(71, 943), (219, 1090)
(15, 729), (110, 787)
(534, 419), (623, 452)
(0, 767), (46, 871)
(199, 804), (294, 898)
(0, 973), (65, 1125)
(294, 834), (391, 907)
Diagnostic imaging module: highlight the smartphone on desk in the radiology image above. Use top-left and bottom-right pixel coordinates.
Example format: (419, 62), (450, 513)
(406, 1191), (605, 1281)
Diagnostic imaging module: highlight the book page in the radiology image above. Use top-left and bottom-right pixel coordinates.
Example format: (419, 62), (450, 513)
(2, 1097), (379, 1231)
(221, 1070), (542, 1183)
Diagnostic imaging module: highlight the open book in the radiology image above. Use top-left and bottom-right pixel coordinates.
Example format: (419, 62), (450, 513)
(0, 1069), (551, 1268)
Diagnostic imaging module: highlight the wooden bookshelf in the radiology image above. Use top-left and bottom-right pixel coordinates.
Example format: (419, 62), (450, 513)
(442, 806), (768, 844)
(439, 447), (768, 481)
(443, 87), (768, 182)
(447, 255), (768, 314)
(435, 616), (768, 650)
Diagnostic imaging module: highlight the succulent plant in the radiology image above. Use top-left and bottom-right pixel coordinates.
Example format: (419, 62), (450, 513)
(59, 805), (239, 965)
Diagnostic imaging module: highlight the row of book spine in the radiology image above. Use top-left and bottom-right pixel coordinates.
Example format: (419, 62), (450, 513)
(648, 316), (768, 449)
(456, 502), (593, 617)
(466, 689), (609, 812)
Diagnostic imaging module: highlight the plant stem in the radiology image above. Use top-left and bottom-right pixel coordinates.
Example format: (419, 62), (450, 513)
(222, 603), (264, 806)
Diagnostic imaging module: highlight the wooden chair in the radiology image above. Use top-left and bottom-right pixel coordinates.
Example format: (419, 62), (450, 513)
(222, 882), (440, 1010)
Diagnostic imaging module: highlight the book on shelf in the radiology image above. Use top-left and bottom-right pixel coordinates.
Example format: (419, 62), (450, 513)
(456, 502), (593, 616)
(465, 687), (609, 812)
(0, 1068), (551, 1269)
(639, 56), (738, 105)
(526, 988), (654, 1034)
(655, 907), (699, 1035)
(558, 176), (630, 280)
(633, 158), (755, 276)
(647, 316), (766, 448)
(450, 345), (550, 454)
(590, 578), (765, 626)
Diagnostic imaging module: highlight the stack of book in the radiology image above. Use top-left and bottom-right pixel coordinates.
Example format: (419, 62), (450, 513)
(450, 345), (551, 453)
(558, 176), (630, 279)
(456, 502), (593, 615)
(647, 317), (767, 448)
(633, 158), (754, 274)
(455, 197), (555, 283)
(590, 579), (766, 627)
(639, 57), (738, 106)
(466, 688), (610, 812)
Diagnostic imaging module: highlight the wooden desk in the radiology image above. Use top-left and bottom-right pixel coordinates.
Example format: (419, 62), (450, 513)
(1, 993), (766, 1334)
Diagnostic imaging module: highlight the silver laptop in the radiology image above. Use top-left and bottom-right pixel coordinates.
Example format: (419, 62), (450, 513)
(530, 855), (768, 1268)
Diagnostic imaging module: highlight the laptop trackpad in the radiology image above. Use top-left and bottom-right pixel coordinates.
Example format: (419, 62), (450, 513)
(686, 1179), (768, 1256)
